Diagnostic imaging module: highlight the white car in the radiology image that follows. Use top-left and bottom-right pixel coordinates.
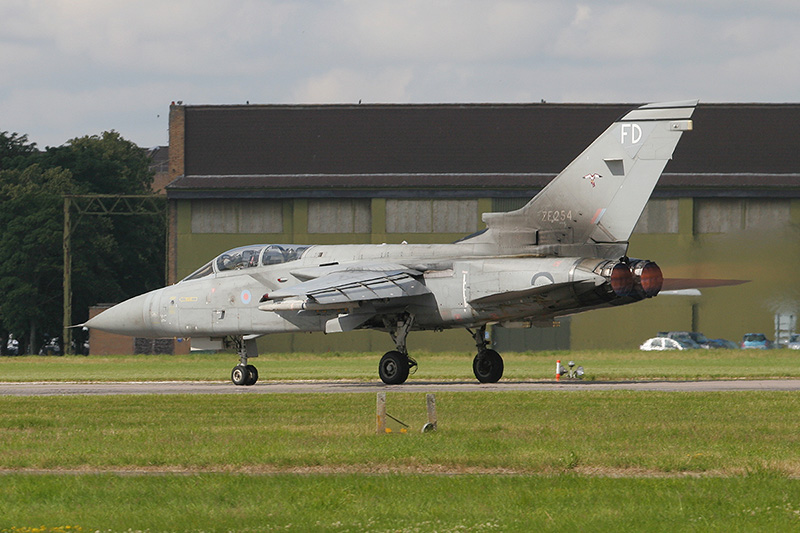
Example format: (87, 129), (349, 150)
(640, 337), (687, 351)
(788, 334), (800, 350)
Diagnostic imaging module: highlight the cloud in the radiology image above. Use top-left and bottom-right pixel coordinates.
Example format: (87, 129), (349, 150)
(340, 1), (568, 63)
(293, 67), (415, 103)
(1, 0), (799, 147)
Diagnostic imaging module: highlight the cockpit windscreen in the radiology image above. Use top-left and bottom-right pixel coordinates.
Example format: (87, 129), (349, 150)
(181, 244), (311, 282)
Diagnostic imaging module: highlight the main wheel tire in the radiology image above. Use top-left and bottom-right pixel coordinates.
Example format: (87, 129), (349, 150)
(379, 350), (410, 385)
(245, 364), (259, 386)
(231, 364), (250, 386)
(473, 349), (504, 383)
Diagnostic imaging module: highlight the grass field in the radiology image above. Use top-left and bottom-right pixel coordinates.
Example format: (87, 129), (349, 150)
(2, 348), (800, 382)
(2, 351), (800, 531)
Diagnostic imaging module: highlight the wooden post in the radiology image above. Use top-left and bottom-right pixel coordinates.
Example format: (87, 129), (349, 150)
(63, 196), (72, 354)
(376, 392), (386, 434)
(424, 393), (437, 432)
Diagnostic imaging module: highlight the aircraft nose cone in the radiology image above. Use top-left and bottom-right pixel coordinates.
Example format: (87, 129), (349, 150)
(85, 292), (155, 336)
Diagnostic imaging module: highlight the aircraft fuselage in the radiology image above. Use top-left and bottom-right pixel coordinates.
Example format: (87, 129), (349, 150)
(91, 242), (650, 340)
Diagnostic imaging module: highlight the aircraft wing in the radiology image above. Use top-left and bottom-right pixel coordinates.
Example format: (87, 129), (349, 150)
(260, 269), (431, 334)
(468, 280), (595, 308)
(260, 269), (431, 308)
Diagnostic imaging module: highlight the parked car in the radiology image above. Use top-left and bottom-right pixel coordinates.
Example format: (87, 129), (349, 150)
(787, 334), (800, 350)
(640, 337), (688, 351)
(657, 331), (706, 349)
(707, 338), (740, 350)
(741, 333), (772, 349)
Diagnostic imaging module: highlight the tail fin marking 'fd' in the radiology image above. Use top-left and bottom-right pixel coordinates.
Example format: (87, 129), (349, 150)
(479, 100), (697, 249)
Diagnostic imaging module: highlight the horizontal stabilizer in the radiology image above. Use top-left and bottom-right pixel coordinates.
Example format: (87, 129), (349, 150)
(661, 278), (749, 291)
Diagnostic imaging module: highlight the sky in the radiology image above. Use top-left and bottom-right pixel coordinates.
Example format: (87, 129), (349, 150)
(2, 0), (799, 148)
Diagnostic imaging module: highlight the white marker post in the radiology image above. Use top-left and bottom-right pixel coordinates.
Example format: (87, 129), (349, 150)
(423, 393), (437, 432)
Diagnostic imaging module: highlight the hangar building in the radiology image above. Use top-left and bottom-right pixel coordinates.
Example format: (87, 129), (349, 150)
(164, 103), (800, 352)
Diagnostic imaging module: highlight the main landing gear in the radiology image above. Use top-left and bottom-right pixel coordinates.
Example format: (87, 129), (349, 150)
(378, 314), (417, 385)
(469, 325), (504, 383)
(376, 318), (505, 385)
(231, 336), (259, 386)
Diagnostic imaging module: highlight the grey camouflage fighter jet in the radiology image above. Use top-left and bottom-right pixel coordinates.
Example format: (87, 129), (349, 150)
(86, 100), (700, 386)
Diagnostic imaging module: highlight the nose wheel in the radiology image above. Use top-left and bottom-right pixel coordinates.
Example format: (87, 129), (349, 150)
(231, 336), (259, 386)
(231, 364), (258, 386)
(378, 314), (416, 385)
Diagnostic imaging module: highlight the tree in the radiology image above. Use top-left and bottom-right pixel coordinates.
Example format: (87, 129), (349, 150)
(0, 131), (38, 170)
(41, 131), (154, 194)
(0, 130), (165, 352)
(0, 165), (74, 350)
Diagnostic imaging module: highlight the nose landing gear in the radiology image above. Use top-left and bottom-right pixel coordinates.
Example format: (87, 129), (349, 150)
(231, 336), (259, 386)
(378, 314), (417, 385)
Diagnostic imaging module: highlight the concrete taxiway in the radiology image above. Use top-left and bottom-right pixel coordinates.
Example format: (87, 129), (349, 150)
(1, 379), (799, 396)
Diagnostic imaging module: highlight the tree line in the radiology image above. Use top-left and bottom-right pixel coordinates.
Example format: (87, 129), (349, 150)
(0, 131), (165, 354)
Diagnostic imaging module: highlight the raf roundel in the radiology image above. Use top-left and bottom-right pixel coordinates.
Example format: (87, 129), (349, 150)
(241, 289), (252, 305)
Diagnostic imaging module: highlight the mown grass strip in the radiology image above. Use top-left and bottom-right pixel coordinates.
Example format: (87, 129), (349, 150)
(1, 392), (799, 475)
(2, 349), (799, 382)
(2, 472), (800, 532)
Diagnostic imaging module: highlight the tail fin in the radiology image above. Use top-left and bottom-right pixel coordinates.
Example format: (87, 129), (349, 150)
(476, 100), (697, 249)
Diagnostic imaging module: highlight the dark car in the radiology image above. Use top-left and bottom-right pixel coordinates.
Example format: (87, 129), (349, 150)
(658, 331), (708, 349)
(707, 338), (740, 350)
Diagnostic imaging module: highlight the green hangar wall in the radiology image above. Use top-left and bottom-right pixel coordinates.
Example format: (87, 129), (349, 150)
(165, 103), (800, 352)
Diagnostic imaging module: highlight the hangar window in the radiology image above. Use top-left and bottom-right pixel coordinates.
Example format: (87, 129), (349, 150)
(308, 199), (371, 233)
(633, 199), (679, 234)
(386, 199), (478, 233)
(239, 200), (284, 233)
(433, 199), (478, 233)
(694, 199), (790, 234)
(744, 199), (791, 231)
(191, 200), (283, 234)
(191, 200), (237, 233)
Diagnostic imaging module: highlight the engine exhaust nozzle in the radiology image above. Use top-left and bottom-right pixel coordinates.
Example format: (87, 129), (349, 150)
(629, 260), (663, 298)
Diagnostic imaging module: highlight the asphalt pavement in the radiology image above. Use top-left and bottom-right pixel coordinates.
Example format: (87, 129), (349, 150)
(1, 379), (799, 396)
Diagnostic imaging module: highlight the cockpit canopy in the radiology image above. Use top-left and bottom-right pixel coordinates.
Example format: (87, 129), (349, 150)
(181, 244), (311, 282)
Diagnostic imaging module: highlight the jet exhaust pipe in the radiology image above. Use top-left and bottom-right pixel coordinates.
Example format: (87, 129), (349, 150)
(593, 260), (634, 297)
(574, 258), (634, 302)
(628, 259), (663, 298)
(574, 258), (662, 304)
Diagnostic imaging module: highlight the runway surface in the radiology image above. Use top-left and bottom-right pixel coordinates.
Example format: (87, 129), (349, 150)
(1, 379), (800, 396)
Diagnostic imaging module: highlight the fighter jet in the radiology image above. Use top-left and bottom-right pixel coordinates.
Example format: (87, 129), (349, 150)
(86, 100), (698, 386)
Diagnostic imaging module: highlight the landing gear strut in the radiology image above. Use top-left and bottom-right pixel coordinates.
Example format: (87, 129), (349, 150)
(378, 314), (417, 385)
(469, 326), (504, 383)
(230, 336), (259, 386)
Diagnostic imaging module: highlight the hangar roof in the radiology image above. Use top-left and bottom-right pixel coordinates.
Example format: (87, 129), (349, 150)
(167, 103), (800, 199)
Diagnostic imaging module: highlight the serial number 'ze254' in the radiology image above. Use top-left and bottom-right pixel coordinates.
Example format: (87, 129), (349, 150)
(539, 210), (572, 223)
